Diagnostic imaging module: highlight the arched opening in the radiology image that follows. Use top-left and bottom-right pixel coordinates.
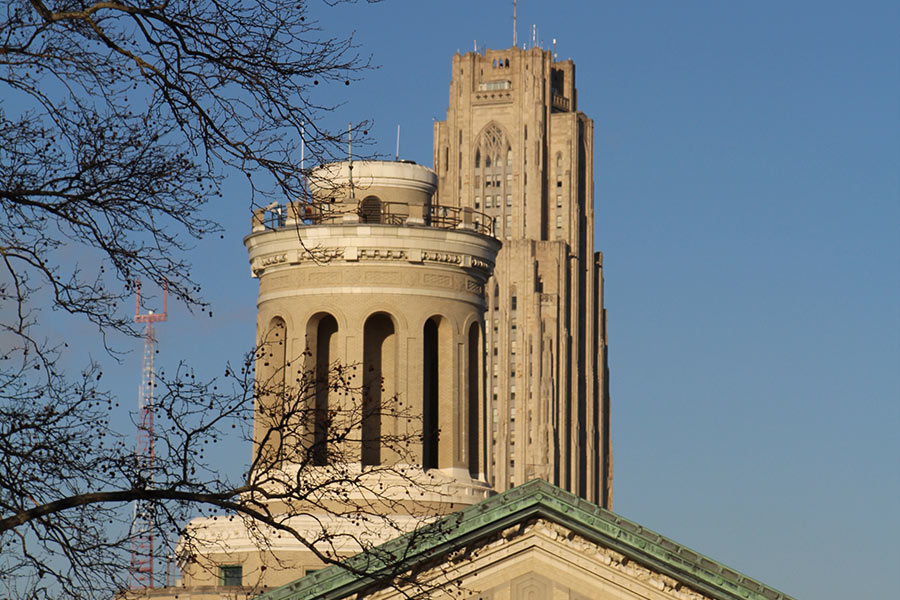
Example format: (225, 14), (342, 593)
(423, 315), (454, 471)
(423, 318), (440, 470)
(306, 313), (338, 466)
(362, 313), (396, 466)
(255, 317), (287, 464)
(467, 322), (480, 479)
(360, 196), (382, 224)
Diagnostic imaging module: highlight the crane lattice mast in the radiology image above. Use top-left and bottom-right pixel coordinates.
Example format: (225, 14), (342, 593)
(129, 280), (167, 589)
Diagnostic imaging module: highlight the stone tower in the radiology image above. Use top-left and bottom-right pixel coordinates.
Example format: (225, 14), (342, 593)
(433, 47), (611, 506)
(245, 160), (502, 514)
(157, 161), (500, 593)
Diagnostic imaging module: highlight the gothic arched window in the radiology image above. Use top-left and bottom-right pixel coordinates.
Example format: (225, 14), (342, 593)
(474, 122), (513, 238)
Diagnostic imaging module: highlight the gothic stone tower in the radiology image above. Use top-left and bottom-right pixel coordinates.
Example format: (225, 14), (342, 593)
(433, 47), (612, 506)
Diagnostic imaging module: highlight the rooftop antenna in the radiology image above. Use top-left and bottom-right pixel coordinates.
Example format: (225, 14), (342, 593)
(129, 279), (168, 590)
(347, 122), (354, 197)
(553, 38), (557, 60)
(300, 121), (306, 201)
(474, 39), (477, 53)
(513, 0), (517, 47)
(395, 124), (401, 161)
(532, 24), (536, 48)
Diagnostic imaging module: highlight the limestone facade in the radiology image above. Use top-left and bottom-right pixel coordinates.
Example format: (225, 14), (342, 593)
(246, 160), (500, 490)
(433, 47), (611, 505)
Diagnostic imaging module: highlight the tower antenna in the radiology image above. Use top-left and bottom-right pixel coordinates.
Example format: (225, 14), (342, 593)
(348, 122), (354, 196)
(395, 124), (401, 161)
(300, 121), (306, 202)
(513, 0), (517, 47)
(129, 279), (167, 590)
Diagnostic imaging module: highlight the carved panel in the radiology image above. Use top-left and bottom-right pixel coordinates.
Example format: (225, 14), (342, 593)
(307, 271), (342, 284)
(423, 273), (453, 288)
(364, 271), (402, 284)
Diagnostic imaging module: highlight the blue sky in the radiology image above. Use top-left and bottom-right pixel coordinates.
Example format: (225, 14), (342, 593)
(61, 1), (898, 598)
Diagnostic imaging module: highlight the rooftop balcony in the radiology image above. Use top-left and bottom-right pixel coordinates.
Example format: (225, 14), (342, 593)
(251, 199), (496, 237)
(551, 91), (570, 112)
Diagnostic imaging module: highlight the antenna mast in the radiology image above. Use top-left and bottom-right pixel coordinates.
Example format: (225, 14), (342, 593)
(129, 280), (167, 590)
(348, 122), (354, 197)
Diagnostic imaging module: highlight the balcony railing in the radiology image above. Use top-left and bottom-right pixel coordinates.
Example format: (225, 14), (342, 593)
(252, 201), (495, 237)
(551, 92), (570, 112)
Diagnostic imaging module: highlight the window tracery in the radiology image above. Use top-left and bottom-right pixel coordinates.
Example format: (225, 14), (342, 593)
(474, 122), (513, 237)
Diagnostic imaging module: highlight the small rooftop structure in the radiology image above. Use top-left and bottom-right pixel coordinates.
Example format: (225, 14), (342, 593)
(251, 160), (494, 236)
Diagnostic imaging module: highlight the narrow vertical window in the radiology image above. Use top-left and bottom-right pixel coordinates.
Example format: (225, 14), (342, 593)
(363, 313), (395, 466)
(423, 318), (440, 470)
(256, 317), (286, 465)
(467, 323), (480, 478)
(312, 314), (338, 466)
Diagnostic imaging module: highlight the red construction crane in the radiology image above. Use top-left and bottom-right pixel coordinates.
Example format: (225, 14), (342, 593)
(129, 280), (167, 589)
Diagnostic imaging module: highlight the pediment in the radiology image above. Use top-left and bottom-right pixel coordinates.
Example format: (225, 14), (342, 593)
(365, 517), (715, 600)
(258, 480), (792, 600)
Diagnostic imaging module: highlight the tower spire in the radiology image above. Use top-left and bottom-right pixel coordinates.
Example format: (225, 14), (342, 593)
(513, 0), (517, 47)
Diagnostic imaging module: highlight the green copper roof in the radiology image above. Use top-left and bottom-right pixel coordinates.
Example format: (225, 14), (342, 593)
(258, 479), (795, 600)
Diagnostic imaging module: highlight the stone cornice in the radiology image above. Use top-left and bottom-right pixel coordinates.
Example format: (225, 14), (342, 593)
(245, 224), (500, 282)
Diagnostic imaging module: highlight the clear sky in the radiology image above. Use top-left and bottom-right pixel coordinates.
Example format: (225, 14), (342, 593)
(77, 1), (898, 598)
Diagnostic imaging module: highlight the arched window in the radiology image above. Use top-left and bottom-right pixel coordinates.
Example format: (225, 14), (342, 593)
(360, 196), (382, 224)
(306, 313), (338, 466)
(474, 122), (512, 221)
(467, 322), (481, 478)
(256, 317), (287, 463)
(422, 318), (440, 470)
(362, 313), (395, 466)
(422, 316), (452, 470)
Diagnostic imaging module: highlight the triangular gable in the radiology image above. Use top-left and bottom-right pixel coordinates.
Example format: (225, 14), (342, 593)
(258, 480), (794, 600)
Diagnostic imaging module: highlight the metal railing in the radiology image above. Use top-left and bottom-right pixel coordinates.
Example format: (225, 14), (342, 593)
(252, 201), (495, 237)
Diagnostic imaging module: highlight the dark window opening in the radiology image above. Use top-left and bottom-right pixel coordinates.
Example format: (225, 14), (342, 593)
(220, 565), (242, 587)
(467, 323), (480, 478)
(313, 315), (338, 466)
(363, 313), (395, 467)
(360, 196), (382, 224)
(423, 319), (440, 470)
